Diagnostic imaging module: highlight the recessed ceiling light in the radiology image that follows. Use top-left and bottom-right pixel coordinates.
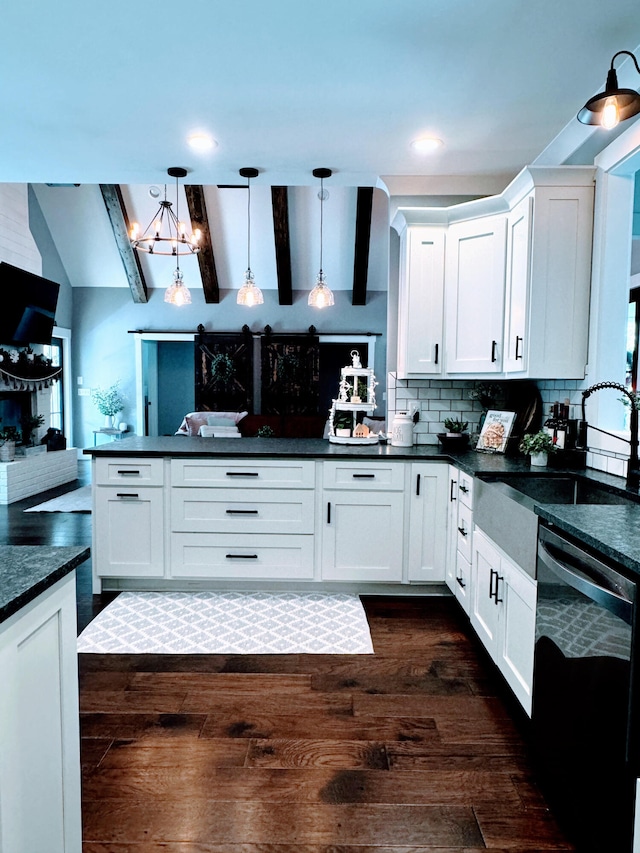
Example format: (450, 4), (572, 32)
(410, 136), (444, 154)
(187, 133), (217, 152)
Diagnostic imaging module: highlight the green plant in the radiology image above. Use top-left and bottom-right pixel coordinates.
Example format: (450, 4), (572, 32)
(443, 417), (469, 434)
(0, 424), (19, 443)
(256, 425), (275, 437)
(21, 413), (45, 444)
(519, 430), (557, 455)
(334, 410), (353, 431)
(92, 382), (125, 416)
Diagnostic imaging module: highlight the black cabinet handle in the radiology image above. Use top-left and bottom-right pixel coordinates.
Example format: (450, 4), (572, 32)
(515, 335), (523, 360)
(491, 340), (498, 363)
(456, 576), (466, 589)
(434, 343), (439, 365)
(450, 480), (457, 501)
(117, 469), (140, 475)
(327, 502), (331, 524)
(489, 568), (497, 600)
(352, 473), (375, 479)
(226, 471), (259, 477)
(116, 493), (139, 499)
(416, 474), (421, 496)
(225, 554), (258, 559)
(457, 525), (467, 537)
(495, 574), (504, 605)
(459, 484), (469, 494)
(226, 509), (259, 515)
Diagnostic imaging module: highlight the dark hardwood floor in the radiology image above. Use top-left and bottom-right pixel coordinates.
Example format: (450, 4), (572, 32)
(1, 464), (576, 851)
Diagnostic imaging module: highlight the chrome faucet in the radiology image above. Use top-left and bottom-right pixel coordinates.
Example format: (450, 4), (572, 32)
(580, 381), (640, 491)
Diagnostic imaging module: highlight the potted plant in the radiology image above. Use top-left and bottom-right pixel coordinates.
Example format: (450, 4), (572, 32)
(20, 413), (45, 447)
(519, 430), (557, 467)
(92, 382), (125, 428)
(334, 410), (354, 437)
(0, 424), (19, 462)
(437, 418), (470, 451)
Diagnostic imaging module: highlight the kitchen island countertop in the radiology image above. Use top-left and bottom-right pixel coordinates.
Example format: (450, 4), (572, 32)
(0, 545), (90, 625)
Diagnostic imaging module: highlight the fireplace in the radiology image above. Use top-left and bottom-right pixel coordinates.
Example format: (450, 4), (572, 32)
(0, 383), (52, 446)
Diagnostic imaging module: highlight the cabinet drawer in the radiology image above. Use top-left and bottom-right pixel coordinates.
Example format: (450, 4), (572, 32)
(171, 488), (315, 534)
(456, 501), (473, 562)
(170, 533), (314, 579)
(95, 457), (164, 486)
(454, 550), (471, 614)
(457, 471), (474, 508)
(171, 459), (315, 489)
(322, 461), (404, 491)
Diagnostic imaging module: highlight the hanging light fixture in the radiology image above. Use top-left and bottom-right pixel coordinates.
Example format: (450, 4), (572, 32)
(308, 167), (334, 308)
(237, 167), (264, 306)
(578, 50), (640, 129)
(129, 167), (199, 306)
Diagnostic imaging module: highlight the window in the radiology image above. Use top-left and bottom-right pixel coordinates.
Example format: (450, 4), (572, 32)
(42, 337), (63, 432)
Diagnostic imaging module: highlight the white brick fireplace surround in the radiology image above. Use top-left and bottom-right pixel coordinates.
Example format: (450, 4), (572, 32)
(0, 448), (78, 504)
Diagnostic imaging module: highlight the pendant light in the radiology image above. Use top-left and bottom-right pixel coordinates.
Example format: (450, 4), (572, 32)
(578, 50), (640, 129)
(308, 167), (334, 308)
(236, 167), (264, 306)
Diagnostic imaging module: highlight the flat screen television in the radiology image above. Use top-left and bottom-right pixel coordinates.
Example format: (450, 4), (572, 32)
(0, 262), (60, 346)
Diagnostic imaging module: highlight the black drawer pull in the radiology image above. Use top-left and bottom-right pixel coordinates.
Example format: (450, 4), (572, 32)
(491, 340), (498, 363)
(352, 473), (375, 479)
(459, 484), (469, 494)
(456, 576), (466, 589)
(117, 469), (140, 475)
(416, 473), (421, 496)
(226, 554), (258, 559)
(450, 480), (457, 501)
(116, 493), (139, 499)
(327, 502), (331, 524)
(457, 525), (467, 537)
(434, 343), (439, 365)
(226, 509), (259, 515)
(226, 471), (259, 477)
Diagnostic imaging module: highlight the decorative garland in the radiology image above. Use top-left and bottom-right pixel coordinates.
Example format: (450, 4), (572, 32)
(0, 346), (62, 390)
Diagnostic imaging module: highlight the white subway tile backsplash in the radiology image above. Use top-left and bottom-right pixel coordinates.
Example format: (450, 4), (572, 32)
(607, 457), (626, 478)
(440, 388), (463, 400)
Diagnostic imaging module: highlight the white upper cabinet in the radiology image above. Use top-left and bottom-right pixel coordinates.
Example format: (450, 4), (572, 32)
(393, 166), (595, 380)
(445, 215), (507, 374)
(397, 226), (445, 377)
(503, 181), (594, 378)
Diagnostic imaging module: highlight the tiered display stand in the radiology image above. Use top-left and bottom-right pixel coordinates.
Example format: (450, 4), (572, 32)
(328, 350), (379, 445)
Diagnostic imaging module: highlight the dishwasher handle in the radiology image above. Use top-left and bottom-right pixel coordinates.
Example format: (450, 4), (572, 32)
(538, 540), (634, 624)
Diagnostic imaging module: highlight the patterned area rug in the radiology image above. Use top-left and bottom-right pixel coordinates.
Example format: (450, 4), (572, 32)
(25, 485), (91, 513)
(77, 590), (375, 654)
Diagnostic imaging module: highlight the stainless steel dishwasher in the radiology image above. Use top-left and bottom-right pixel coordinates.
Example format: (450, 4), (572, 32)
(533, 524), (640, 852)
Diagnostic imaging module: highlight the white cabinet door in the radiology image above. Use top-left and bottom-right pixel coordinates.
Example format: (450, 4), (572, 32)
(503, 196), (532, 374)
(321, 490), (405, 582)
(445, 215), (507, 374)
(444, 465), (459, 594)
(94, 486), (165, 577)
(470, 528), (501, 657)
(0, 574), (81, 853)
(498, 557), (537, 715)
(397, 226), (446, 377)
(407, 463), (447, 582)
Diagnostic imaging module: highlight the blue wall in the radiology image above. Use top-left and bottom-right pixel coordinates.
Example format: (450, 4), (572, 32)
(71, 286), (387, 449)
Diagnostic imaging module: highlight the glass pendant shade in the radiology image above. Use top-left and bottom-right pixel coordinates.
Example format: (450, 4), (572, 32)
(164, 268), (192, 306)
(237, 269), (264, 306)
(308, 271), (335, 308)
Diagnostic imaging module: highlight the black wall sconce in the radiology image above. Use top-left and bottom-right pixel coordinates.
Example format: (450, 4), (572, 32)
(578, 50), (640, 129)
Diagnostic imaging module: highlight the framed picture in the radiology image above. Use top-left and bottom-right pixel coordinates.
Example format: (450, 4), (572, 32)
(476, 410), (516, 454)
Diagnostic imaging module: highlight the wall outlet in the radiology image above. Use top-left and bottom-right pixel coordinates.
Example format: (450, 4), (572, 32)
(78, 388), (90, 397)
(77, 376), (83, 385)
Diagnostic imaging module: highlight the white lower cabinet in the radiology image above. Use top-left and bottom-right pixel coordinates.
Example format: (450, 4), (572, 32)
(94, 485), (165, 578)
(444, 466), (459, 594)
(407, 463), (447, 582)
(171, 533), (315, 579)
(0, 574), (81, 853)
(471, 527), (537, 715)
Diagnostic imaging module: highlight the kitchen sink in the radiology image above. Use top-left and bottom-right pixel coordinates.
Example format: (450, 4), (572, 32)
(483, 474), (640, 507)
(473, 473), (640, 580)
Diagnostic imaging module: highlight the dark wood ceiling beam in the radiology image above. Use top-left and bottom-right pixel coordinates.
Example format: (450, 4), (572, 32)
(271, 186), (293, 305)
(352, 186), (374, 306)
(99, 184), (148, 304)
(184, 184), (220, 304)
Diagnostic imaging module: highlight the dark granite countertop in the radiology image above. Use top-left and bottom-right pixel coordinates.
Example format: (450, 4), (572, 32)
(0, 545), (90, 625)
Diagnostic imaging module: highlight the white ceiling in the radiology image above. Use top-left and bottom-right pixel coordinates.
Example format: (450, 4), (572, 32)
(6, 1), (640, 293)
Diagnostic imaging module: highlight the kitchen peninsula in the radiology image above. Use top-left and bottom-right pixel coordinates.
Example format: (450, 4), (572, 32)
(0, 544), (89, 853)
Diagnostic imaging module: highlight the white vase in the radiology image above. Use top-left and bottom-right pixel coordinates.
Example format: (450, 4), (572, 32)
(530, 451), (548, 467)
(104, 415), (115, 429)
(0, 440), (15, 463)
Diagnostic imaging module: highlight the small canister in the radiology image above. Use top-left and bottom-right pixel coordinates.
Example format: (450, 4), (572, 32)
(391, 412), (414, 447)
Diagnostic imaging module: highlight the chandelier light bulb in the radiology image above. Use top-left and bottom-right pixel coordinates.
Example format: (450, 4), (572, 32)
(308, 271), (335, 308)
(237, 269), (264, 306)
(164, 268), (192, 306)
